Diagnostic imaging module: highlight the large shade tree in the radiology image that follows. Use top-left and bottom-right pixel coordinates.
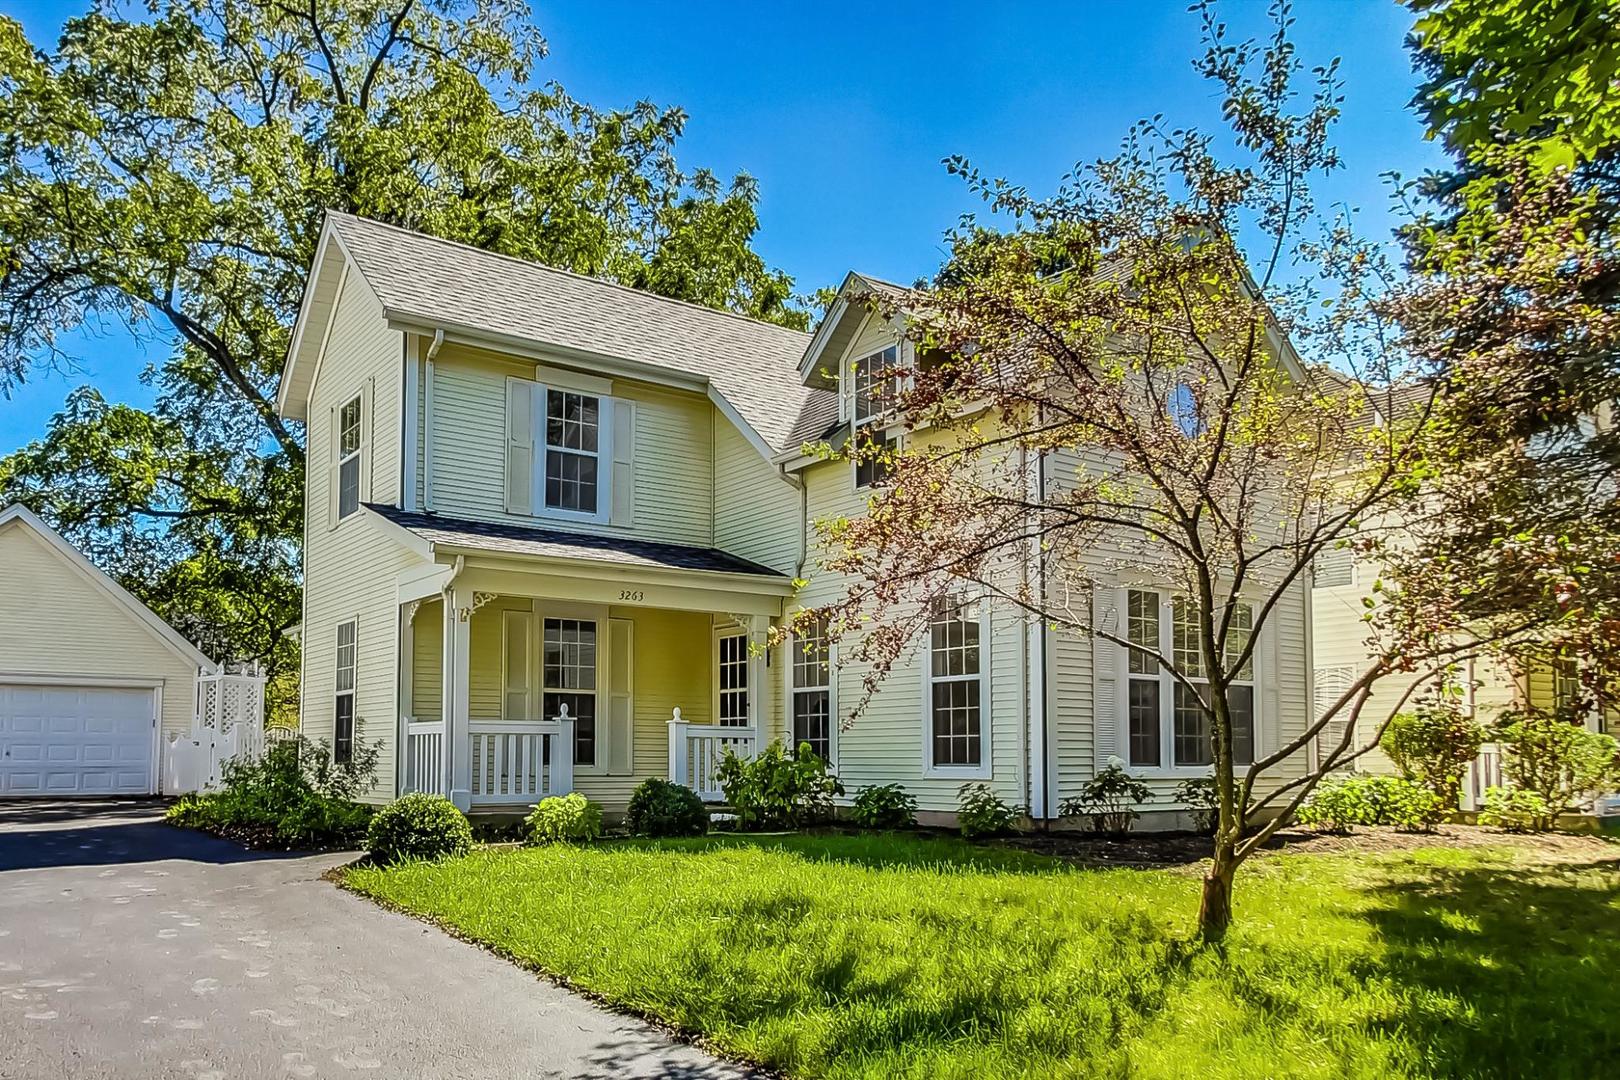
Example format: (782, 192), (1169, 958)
(1393, 0), (1620, 696)
(0, 0), (804, 714)
(790, 3), (1558, 938)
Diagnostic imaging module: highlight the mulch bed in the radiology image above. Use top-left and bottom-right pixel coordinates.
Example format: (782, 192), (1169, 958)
(998, 823), (1620, 871)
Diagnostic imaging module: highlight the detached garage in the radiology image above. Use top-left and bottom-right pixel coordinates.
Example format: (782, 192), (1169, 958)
(0, 504), (216, 796)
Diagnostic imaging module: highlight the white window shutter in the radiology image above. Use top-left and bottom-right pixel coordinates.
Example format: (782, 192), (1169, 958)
(610, 399), (636, 526)
(607, 617), (634, 774)
(505, 378), (534, 516)
(1258, 616), (1281, 760)
(326, 403), (340, 530)
(502, 609), (533, 720)
(1092, 583), (1125, 772)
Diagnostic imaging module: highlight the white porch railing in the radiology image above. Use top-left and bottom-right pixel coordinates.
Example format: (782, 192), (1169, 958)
(1461, 742), (1505, 812)
(404, 718), (446, 796)
(470, 716), (574, 806)
(667, 708), (758, 803)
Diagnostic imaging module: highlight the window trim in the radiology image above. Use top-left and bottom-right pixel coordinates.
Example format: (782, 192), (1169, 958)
(921, 593), (992, 779)
(790, 614), (835, 763)
(335, 391), (364, 523)
(849, 343), (905, 491)
(713, 624), (753, 728)
(537, 385), (613, 525)
(334, 617), (358, 765)
(1121, 588), (1258, 778)
(541, 612), (600, 769)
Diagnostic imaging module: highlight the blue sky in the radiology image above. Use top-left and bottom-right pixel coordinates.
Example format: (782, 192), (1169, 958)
(0, 0), (1443, 454)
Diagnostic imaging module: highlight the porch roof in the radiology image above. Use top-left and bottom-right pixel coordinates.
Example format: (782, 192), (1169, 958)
(366, 505), (788, 579)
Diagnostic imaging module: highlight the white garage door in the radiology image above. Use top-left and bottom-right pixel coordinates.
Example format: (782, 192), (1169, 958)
(0, 684), (156, 796)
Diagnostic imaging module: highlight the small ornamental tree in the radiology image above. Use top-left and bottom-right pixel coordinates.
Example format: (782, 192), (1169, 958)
(782, 4), (1556, 939)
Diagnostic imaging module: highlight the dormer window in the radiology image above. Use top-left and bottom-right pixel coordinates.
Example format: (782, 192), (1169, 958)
(852, 345), (902, 490)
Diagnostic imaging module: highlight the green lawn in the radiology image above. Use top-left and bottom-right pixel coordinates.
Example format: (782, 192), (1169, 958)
(344, 832), (1620, 1080)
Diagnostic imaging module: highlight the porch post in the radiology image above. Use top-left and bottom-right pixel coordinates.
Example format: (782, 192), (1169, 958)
(397, 601), (414, 798)
(747, 614), (768, 738)
(442, 585), (473, 810)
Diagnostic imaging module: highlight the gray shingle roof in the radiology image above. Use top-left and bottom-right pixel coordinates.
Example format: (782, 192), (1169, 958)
(328, 212), (834, 453)
(367, 505), (788, 578)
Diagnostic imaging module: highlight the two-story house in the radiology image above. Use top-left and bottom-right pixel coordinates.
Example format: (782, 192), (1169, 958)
(275, 212), (1316, 824)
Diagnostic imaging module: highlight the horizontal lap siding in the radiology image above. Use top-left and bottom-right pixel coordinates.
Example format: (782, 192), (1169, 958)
(0, 523), (200, 737)
(799, 439), (1029, 814)
(426, 344), (714, 548)
(713, 412), (800, 574)
(302, 267), (416, 801)
(1045, 446), (1314, 806)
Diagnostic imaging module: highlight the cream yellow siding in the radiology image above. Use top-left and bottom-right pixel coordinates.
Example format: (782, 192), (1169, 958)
(0, 521), (199, 737)
(408, 596), (718, 806)
(300, 265), (417, 801)
(423, 343), (715, 548)
(714, 410), (801, 574)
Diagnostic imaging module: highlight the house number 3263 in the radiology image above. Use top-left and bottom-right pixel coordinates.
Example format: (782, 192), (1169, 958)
(618, 589), (645, 602)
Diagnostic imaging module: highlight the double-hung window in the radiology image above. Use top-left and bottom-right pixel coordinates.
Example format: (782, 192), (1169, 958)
(334, 619), (357, 764)
(716, 630), (750, 726)
(927, 595), (987, 772)
(851, 345), (900, 489)
(544, 390), (600, 514)
(791, 615), (832, 760)
(507, 374), (630, 525)
(1553, 652), (1580, 716)
(543, 617), (597, 766)
(1124, 589), (1254, 770)
(336, 394), (363, 520)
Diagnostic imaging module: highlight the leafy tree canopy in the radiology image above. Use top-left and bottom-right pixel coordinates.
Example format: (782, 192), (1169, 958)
(0, 0), (805, 713)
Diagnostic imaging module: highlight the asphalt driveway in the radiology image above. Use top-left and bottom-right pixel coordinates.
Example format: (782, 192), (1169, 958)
(0, 799), (750, 1080)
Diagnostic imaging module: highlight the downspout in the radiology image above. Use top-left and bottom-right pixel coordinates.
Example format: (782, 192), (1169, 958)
(423, 329), (445, 512)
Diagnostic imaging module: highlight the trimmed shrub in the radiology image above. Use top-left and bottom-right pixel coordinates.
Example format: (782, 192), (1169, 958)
(625, 778), (709, 837)
(1173, 777), (1220, 836)
(1059, 762), (1153, 833)
(526, 793), (603, 843)
(850, 784), (918, 830)
(1382, 705), (1485, 807)
(1296, 775), (1445, 833)
(165, 736), (378, 849)
(1497, 709), (1620, 823)
(957, 783), (1020, 839)
(1479, 786), (1554, 832)
(365, 793), (474, 864)
(716, 741), (843, 831)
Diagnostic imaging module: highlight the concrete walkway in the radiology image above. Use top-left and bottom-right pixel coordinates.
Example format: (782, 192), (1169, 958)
(0, 799), (750, 1079)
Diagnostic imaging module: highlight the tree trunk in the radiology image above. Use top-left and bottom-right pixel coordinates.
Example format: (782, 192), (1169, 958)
(1198, 846), (1236, 941)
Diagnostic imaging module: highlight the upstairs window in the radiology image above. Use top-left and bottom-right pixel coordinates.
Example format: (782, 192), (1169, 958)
(545, 391), (601, 514)
(851, 345), (901, 490)
(336, 393), (363, 521)
(506, 377), (633, 526)
(1122, 589), (1254, 771)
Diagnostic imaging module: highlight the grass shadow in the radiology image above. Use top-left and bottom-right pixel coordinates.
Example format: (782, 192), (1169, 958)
(1354, 854), (1620, 1078)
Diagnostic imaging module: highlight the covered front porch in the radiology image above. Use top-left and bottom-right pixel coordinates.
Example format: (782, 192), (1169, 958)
(376, 508), (794, 812)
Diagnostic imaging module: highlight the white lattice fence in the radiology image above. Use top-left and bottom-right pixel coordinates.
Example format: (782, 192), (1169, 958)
(164, 664), (270, 794)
